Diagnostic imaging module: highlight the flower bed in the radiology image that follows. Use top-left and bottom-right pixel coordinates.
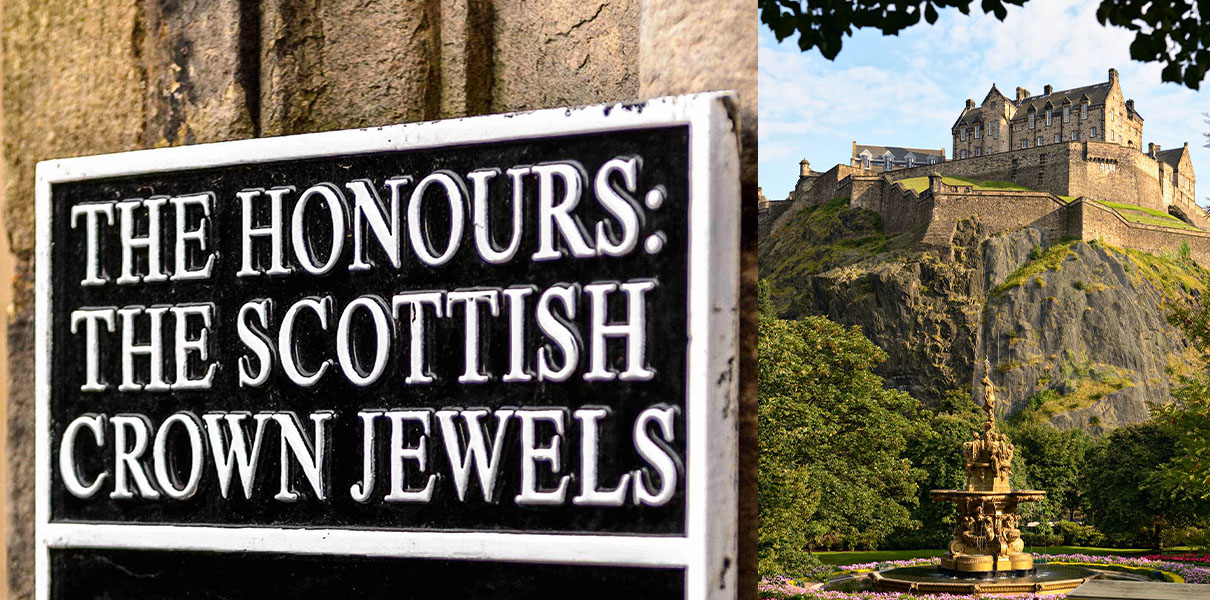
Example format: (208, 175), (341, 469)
(1140, 553), (1210, 565)
(758, 553), (1210, 600)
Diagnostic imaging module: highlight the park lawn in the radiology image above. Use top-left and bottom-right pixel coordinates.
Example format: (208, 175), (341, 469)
(1100, 200), (1200, 231)
(814, 546), (1152, 566)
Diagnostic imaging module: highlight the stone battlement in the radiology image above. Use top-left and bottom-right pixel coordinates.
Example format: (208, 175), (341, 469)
(760, 141), (1209, 265)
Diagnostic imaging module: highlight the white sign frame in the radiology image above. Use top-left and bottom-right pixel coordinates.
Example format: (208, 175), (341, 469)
(34, 92), (741, 599)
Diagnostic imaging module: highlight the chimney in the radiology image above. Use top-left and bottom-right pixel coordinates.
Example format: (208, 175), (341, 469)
(799, 158), (811, 177)
(1149, 142), (1159, 157)
(965, 99), (975, 110)
(1044, 84), (1052, 95)
(1109, 68), (1119, 85)
(1126, 99), (1135, 114)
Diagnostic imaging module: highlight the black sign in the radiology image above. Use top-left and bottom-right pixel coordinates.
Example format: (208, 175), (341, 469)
(36, 94), (740, 598)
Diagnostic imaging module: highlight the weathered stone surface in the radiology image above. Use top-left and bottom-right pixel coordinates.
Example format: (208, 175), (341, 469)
(260, 0), (438, 134)
(639, 0), (757, 183)
(141, 0), (257, 145)
(3, 1), (254, 597)
(639, 3), (757, 598)
(491, 0), (638, 112)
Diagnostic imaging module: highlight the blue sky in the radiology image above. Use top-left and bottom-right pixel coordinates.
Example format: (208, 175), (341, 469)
(759, 0), (1210, 201)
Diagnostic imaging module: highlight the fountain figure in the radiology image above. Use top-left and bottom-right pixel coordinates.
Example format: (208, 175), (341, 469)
(930, 360), (1045, 576)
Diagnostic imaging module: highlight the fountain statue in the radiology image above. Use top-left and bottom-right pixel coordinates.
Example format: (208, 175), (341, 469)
(930, 360), (1044, 576)
(868, 361), (1098, 595)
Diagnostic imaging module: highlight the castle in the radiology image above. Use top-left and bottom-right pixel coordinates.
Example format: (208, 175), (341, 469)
(759, 69), (1210, 264)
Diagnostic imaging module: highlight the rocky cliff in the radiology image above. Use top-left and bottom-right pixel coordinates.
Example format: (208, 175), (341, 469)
(760, 197), (1207, 433)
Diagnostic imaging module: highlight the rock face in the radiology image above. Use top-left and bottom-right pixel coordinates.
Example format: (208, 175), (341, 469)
(761, 200), (1202, 432)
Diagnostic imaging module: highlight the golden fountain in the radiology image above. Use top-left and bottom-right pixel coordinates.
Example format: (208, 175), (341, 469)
(869, 361), (1098, 595)
(929, 360), (1045, 576)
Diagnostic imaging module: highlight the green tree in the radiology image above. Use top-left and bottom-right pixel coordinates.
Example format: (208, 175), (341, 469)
(890, 390), (982, 549)
(759, 314), (925, 575)
(1003, 422), (1093, 521)
(760, 0), (1210, 89)
(1083, 420), (1187, 549)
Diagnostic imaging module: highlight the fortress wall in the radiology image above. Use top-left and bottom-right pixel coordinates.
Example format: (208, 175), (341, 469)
(1167, 185), (1210, 230)
(884, 143), (1075, 197)
(767, 163), (864, 237)
(1077, 199), (1210, 266)
(1068, 142), (1164, 210)
(880, 181), (933, 236)
(848, 174), (884, 213)
(757, 199), (794, 240)
(927, 187), (1074, 246)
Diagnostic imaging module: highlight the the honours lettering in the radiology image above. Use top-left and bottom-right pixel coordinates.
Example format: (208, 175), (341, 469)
(52, 141), (687, 520)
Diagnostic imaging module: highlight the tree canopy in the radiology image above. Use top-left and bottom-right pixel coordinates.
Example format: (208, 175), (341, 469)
(758, 313), (925, 575)
(759, 0), (1210, 89)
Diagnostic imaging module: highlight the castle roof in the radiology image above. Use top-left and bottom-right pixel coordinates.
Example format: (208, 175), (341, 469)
(1157, 147), (1188, 168)
(1014, 82), (1111, 114)
(854, 143), (945, 162)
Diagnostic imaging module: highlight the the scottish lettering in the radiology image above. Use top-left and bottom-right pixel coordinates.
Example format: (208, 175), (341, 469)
(35, 94), (741, 599)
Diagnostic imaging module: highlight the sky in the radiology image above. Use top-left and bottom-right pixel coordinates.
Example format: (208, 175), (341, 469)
(758, 0), (1210, 202)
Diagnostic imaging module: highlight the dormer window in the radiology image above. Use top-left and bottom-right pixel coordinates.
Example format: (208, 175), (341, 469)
(862, 155), (870, 169)
(907, 155), (915, 168)
(1046, 110), (1052, 126)
(884, 155), (893, 170)
(1029, 113), (1036, 129)
(928, 156), (937, 165)
(975, 125), (981, 139)
(1082, 103), (1088, 119)
(1064, 106), (1070, 122)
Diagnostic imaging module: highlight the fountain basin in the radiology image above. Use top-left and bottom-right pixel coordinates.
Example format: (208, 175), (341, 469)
(871, 564), (1099, 596)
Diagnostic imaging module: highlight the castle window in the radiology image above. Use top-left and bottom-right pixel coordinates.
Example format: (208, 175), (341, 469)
(961, 128), (966, 141)
(1071, 130), (1078, 141)
(1029, 113), (1036, 129)
(975, 125), (981, 139)
(1091, 127), (1097, 138)
(1064, 106), (1070, 122)
(1054, 133), (1060, 143)
(862, 156), (870, 169)
(975, 147), (982, 156)
(1046, 111), (1052, 126)
(1082, 103), (1088, 119)
(992, 123), (999, 139)
(961, 150), (968, 158)
(1022, 139), (1028, 148)
(1037, 136), (1043, 146)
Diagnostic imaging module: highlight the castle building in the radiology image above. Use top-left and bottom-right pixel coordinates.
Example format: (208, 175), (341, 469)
(953, 68), (1142, 159)
(851, 142), (945, 172)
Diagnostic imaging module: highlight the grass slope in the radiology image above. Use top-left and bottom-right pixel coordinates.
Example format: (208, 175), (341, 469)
(897, 175), (1032, 193)
(1100, 200), (1200, 231)
(759, 197), (891, 314)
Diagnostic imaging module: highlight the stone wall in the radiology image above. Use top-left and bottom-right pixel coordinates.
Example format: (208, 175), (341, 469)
(1068, 141), (1163, 209)
(879, 179), (932, 236)
(886, 142), (1075, 198)
(922, 179), (1074, 251)
(1077, 200), (1210, 265)
(0, 2), (757, 598)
